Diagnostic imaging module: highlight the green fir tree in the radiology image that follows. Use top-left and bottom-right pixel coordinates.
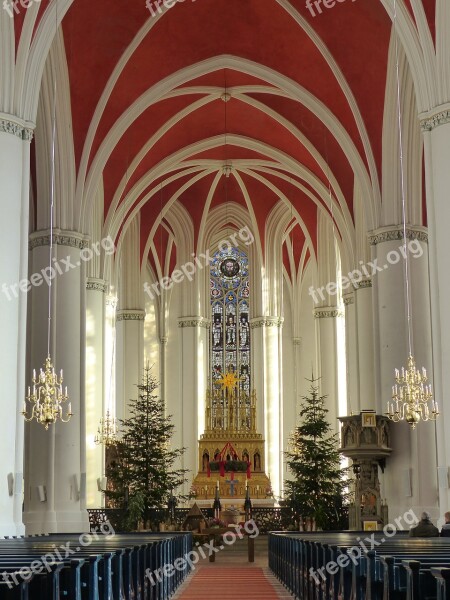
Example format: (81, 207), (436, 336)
(284, 376), (349, 530)
(104, 365), (188, 530)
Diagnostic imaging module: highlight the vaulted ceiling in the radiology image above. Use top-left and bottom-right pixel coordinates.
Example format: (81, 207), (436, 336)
(18, 0), (436, 277)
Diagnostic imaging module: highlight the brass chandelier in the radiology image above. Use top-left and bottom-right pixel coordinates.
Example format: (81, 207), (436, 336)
(386, 355), (438, 429)
(94, 410), (119, 446)
(23, 357), (72, 430)
(385, 0), (438, 429)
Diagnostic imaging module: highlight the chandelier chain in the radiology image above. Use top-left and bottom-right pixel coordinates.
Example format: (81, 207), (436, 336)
(393, 0), (412, 357)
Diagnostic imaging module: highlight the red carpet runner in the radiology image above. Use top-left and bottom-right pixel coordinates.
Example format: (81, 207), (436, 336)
(175, 566), (287, 599)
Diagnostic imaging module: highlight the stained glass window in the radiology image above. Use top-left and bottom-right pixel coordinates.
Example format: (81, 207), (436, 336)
(210, 247), (250, 398)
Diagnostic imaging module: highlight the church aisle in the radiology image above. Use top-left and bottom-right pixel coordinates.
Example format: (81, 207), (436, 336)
(173, 566), (291, 600)
(171, 537), (291, 599)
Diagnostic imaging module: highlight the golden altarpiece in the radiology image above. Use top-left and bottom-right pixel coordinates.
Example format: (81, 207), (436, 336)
(191, 370), (273, 505)
(191, 245), (273, 506)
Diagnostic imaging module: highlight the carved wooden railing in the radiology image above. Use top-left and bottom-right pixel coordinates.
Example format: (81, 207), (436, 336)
(87, 506), (299, 534)
(87, 507), (215, 532)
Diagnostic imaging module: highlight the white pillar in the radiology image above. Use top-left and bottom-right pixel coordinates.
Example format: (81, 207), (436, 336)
(0, 117), (33, 536)
(266, 318), (283, 499)
(354, 280), (376, 411)
(250, 320), (265, 438)
(24, 231), (90, 533)
(292, 337), (302, 426)
(85, 279), (107, 508)
(115, 311), (145, 421)
(178, 318), (209, 495)
(422, 113), (450, 518)
(250, 317), (283, 497)
(369, 226), (437, 520)
(344, 294), (359, 415)
(314, 308), (344, 432)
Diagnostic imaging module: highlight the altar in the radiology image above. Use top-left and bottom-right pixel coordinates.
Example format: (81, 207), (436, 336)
(191, 370), (274, 504)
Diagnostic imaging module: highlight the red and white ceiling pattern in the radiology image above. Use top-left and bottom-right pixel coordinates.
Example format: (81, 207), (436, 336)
(17, 0), (436, 277)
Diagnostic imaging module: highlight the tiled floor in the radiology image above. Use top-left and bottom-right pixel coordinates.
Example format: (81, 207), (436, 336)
(171, 537), (293, 599)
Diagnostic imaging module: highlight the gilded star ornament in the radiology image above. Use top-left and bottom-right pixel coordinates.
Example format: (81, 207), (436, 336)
(216, 369), (244, 395)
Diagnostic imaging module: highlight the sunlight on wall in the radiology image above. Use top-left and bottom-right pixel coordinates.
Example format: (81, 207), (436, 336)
(85, 305), (103, 508)
(335, 244), (348, 464)
(104, 296), (117, 415)
(197, 330), (206, 437)
(265, 329), (281, 499)
(335, 245), (348, 420)
(144, 292), (160, 381)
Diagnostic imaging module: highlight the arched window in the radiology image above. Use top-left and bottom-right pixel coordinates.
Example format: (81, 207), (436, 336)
(210, 246), (250, 398)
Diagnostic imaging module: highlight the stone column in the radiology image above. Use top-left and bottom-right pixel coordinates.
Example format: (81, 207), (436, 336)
(0, 116), (33, 536)
(369, 226), (437, 519)
(422, 111), (450, 516)
(85, 278), (107, 508)
(313, 308), (345, 432)
(24, 230), (90, 533)
(115, 310), (145, 421)
(178, 317), (210, 495)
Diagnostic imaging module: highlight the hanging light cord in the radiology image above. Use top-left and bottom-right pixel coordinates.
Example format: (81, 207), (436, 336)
(393, 0), (413, 357)
(47, 59), (57, 357)
(224, 73), (229, 234)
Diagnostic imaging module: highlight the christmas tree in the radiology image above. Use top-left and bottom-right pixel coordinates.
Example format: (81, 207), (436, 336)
(284, 376), (348, 530)
(105, 365), (188, 530)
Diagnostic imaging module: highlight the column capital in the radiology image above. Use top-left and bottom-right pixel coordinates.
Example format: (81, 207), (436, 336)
(86, 278), (107, 293)
(420, 103), (450, 132)
(314, 307), (344, 319)
(116, 310), (145, 322)
(178, 316), (211, 329)
(29, 229), (89, 250)
(354, 278), (372, 290)
(367, 225), (428, 246)
(250, 316), (284, 329)
(343, 293), (355, 306)
(0, 114), (35, 141)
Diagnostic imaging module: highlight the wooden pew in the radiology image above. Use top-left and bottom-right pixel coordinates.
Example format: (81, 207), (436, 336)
(0, 531), (192, 600)
(432, 568), (450, 600)
(269, 531), (450, 600)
